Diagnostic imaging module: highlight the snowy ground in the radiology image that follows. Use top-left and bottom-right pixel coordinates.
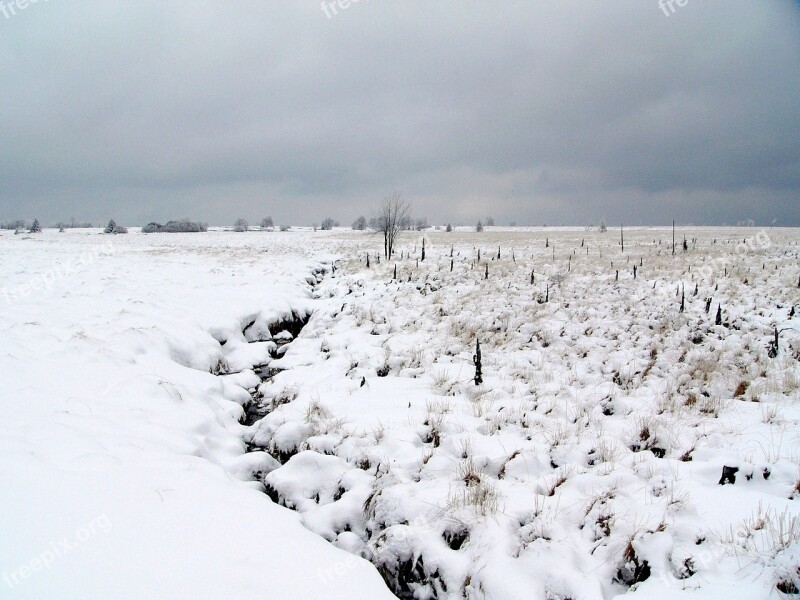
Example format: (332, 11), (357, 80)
(0, 228), (394, 600)
(1, 226), (798, 599)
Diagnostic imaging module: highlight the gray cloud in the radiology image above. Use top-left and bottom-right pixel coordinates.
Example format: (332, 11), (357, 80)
(1, 0), (798, 226)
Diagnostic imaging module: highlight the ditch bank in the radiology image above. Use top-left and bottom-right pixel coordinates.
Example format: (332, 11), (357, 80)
(206, 265), (421, 598)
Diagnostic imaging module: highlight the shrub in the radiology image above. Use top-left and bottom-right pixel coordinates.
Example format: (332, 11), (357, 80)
(234, 218), (249, 232)
(163, 220), (207, 232)
(142, 219), (207, 233)
(260, 216), (274, 229)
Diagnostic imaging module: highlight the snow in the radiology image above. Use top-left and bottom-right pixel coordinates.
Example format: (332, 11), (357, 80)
(1, 225), (799, 599)
(0, 228), (394, 599)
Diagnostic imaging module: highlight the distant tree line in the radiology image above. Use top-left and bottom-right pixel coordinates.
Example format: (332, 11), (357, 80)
(1, 210), (514, 235)
(359, 214), (428, 232)
(1, 220), (28, 230)
(233, 217), (279, 232)
(0, 218), (93, 230)
(57, 219), (93, 229)
(353, 214), (496, 233)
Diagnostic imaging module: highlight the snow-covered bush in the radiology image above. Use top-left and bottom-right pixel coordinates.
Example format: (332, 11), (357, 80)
(104, 219), (128, 234)
(142, 219), (208, 233)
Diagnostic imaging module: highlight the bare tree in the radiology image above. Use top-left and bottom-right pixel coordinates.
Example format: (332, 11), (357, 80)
(376, 191), (410, 259)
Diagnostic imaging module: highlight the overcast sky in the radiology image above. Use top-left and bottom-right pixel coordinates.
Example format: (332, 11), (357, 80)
(1, 1), (798, 227)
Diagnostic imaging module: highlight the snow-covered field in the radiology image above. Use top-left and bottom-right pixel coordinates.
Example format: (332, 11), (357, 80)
(0, 228), (393, 600)
(1, 226), (798, 599)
